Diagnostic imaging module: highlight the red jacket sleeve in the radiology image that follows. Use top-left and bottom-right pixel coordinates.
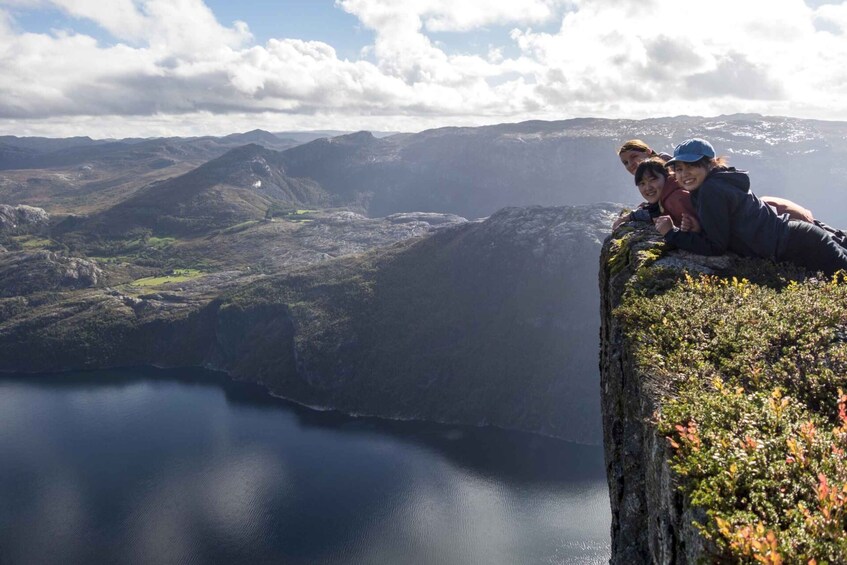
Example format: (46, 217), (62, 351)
(661, 189), (698, 226)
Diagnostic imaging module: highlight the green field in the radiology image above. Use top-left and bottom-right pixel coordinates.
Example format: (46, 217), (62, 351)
(11, 236), (53, 249)
(130, 269), (205, 287)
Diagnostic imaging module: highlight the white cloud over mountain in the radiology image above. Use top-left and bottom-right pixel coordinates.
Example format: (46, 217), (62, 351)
(0, 0), (845, 136)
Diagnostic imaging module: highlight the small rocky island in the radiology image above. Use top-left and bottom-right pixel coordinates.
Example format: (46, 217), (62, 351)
(601, 221), (847, 563)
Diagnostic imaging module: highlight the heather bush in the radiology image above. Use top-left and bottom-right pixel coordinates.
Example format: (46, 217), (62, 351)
(617, 272), (847, 563)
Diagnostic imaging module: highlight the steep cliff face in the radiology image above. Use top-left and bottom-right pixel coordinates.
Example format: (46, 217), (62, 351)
(600, 221), (847, 564)
(207, 204), (618, 442)
(600, 224), (719, 563)
(0, 204), (618, 443)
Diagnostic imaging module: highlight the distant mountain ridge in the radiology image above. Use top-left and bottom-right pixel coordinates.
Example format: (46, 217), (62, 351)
(270, 114), (847, 225)
(5, 113), (847, 229)
(0, 130), (299, 171)
(80, 144), (329, 235)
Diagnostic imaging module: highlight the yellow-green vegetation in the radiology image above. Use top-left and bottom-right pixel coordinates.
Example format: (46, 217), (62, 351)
(221, 220), (261, 234)
(80, 233), (183, 267)
(607, 226), (665, 277)
(146, 236), (176, 249)
(286, 209), (316, 222)
(265, 204), (317, 222)
(11, 235), (53, 249)
(130, 269), (204, 287)
(616, 269), (847, 563)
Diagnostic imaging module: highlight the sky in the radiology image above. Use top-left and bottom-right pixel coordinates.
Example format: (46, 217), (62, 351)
(1, 0), (847, 138)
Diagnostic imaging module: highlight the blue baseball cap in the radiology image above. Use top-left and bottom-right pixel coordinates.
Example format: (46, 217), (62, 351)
(665, 138), (715, 165)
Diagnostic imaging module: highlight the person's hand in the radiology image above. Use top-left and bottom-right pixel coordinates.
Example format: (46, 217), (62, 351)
(680, 213), (700, 233)
(653, 215), (674, 235)
(612, 214), (629, 230)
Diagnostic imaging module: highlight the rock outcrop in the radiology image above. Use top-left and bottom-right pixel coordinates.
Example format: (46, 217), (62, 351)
(0, 204), (49, 235)
(0, 251), (102, 296)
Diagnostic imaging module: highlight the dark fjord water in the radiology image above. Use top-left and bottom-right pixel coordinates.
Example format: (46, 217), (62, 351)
(0, 368), (610, 565)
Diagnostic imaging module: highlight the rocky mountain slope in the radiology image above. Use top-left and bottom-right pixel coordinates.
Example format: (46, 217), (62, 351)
(0, 204), (617, 443)
(0, 131), (301, 216)
(79, 144), (330, 236)
(209, 204), (615, 441)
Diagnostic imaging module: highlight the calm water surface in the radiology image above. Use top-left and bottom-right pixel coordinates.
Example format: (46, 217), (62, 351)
(0, 368), (610, 565)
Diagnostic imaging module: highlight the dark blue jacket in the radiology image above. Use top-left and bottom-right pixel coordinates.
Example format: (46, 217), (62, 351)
(664, 167), (790, 259)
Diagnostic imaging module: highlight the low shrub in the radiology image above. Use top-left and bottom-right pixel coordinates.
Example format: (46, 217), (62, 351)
(617, 272), (847, 562)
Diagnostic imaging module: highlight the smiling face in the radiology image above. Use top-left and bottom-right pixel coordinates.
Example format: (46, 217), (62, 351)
(670, 161), (709, 191)
(637, 170), (665, 204)
(620, 149), (650, 175)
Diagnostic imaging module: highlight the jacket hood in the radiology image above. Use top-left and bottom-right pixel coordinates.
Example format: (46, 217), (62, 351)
(659, 176), (684, 204)
(707, 166), (750, 193)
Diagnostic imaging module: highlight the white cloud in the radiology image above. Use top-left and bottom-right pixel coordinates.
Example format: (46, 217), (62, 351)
(338, 0), (567, 32)
(1, 0), (847, 137)
(815, 2), (847, 31)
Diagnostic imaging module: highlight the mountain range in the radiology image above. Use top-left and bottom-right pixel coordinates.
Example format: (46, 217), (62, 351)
(3, 114), (847, 229)
(3, 114), (847, 441)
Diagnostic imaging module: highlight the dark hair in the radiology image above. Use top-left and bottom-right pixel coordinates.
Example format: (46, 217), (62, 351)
(634, 158), (669, 185)
(618, 139), (657, 156)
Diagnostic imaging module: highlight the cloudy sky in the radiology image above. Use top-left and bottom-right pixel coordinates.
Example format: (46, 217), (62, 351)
(1, 0), (847, 138)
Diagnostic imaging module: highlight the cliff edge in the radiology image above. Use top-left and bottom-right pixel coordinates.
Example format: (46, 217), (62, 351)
(601, 221), (847, 563)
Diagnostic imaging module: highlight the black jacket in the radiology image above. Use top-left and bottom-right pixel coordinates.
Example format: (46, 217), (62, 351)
(664, 167), (790, 259)
(630, 202), (660, 222)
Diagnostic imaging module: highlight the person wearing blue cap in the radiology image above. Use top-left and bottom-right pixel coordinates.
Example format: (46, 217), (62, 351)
(612, 139), (831, 233)
(654, 138), (847, 275)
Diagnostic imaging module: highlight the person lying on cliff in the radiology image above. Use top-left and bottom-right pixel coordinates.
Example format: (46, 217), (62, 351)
(617, 139), (671, 175)
(759, 197), (847, 248)
(612, 158), (698, 231)
(653, 138), (847, 275)
(625, 159), (847, 249)
(612, 140), (674, 230)
(612, 140), (846, 242)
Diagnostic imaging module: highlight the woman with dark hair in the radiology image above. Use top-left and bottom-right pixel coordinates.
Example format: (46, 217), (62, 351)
(612, 139), (841, 236)
(655, 138), (847, 275)
(612, 158), (697, 230)
(613, 140), (672, 229)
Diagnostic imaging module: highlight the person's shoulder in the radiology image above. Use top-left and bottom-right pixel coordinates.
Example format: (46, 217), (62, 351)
(706, 167), (750, 192)
(666, 189), (689, 203)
